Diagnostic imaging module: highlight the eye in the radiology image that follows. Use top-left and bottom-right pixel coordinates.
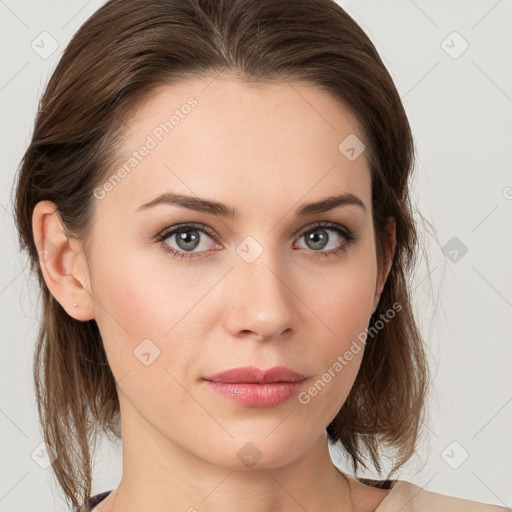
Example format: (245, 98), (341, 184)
(156, 223), (221, 261)
(293, 222), (357, 259)
(155, 221), (357, 261)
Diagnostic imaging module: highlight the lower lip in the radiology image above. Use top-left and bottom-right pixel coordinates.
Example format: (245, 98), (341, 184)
(203, 380), (307, 407)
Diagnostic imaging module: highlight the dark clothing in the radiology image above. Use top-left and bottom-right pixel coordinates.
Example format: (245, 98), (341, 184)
(72, 490), (112, 512)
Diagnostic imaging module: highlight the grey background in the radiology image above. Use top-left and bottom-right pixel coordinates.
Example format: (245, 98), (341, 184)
(1, 0), (511, 510)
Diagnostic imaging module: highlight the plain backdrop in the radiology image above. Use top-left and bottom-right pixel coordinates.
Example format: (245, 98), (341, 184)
(1, 0), (511, 511)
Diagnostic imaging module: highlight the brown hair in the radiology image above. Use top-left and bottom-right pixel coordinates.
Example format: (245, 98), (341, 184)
(13, 0), (431, 507)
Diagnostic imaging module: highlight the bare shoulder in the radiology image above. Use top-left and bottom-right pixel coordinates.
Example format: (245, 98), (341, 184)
(371, 480), (510, 512)
(346, 475), (394, 512)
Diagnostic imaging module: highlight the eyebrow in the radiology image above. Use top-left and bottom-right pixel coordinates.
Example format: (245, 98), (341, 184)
(134, 191), (367, 217)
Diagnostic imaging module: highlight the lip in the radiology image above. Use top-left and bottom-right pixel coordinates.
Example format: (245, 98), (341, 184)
(202, 366), (306, 384)
(202, 366), (308, 408)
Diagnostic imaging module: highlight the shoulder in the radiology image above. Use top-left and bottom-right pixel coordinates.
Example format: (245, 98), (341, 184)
(375, 480), (511, 512)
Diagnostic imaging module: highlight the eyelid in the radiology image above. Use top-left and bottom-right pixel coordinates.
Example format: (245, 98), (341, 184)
(157, 221), (353, 242)
(295, 220), (353, 239)
(156, 222), (218, 242)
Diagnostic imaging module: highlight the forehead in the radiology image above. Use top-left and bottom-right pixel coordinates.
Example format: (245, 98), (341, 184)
(96, 75), (372, 219)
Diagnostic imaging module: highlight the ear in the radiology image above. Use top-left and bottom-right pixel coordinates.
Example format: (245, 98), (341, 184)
(32, 200), (95, 321)
(372, 216), (397, 313)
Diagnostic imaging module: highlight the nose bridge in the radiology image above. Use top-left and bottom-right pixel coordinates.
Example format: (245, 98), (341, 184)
(225, 235), (295, 339)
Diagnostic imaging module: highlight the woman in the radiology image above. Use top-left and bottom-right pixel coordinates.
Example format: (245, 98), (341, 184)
(13, 0), (509, 511)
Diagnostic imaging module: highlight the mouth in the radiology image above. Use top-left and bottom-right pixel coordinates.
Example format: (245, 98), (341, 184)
(202, 366), (308, 407)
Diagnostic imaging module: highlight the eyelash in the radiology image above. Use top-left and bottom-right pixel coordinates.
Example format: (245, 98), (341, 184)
(155, 221), (357, 261)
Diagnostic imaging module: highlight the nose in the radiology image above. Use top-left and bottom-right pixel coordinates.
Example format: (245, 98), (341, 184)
(224, 248), (296, 341)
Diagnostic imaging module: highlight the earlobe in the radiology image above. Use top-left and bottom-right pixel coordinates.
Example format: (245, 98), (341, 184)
(32, 201), (95, 321)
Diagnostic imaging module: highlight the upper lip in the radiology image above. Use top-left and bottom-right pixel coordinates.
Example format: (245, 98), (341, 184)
(203, 366), (306, 384)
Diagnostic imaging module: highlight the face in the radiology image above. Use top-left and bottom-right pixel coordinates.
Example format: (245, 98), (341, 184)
(69, 75), (392, 470)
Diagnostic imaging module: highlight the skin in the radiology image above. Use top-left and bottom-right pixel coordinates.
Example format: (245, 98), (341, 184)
(33, 74), (397, 512)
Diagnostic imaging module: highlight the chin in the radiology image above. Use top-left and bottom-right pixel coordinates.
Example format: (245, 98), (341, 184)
(196, 429), (317, 471)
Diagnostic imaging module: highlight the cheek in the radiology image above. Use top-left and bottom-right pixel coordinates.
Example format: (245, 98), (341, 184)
(296, 275), (374, 422)
(312, 280), (372, 380)
(297, 244), (377, 399)
(88, 248), (216, 377)
(306, 249), (377, 340)
(87, 249), (164, 370)
(90, 244), (196, 333)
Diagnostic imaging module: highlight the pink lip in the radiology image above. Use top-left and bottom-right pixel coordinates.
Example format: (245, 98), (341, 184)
(203, 366), (306, 383)
(202, 366), (308, 408)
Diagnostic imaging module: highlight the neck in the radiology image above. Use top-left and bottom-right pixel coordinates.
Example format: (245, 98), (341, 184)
(105, 403), (354, 512)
